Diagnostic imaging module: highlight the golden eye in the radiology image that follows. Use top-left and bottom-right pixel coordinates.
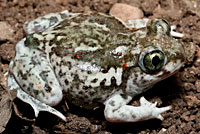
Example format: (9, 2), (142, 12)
(139, 50), (166, 73)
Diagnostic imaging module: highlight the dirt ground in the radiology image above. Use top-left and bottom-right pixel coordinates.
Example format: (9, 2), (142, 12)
(0, 0), (200, 134)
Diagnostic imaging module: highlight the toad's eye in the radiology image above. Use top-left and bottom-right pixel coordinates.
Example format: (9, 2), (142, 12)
(149, 19), (171, 36)
(139, 49), (166, 73)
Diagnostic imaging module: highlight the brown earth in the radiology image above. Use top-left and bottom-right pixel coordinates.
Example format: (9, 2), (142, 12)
(0, 0), (200, 134)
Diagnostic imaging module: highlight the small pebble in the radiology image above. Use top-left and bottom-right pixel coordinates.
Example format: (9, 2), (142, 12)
(195, 80), (200, 92)
(0, 22), (14, 42)
(0, 43), (15, 61)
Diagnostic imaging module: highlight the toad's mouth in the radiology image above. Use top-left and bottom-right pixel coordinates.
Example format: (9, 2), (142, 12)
(139, 61), (184, 88)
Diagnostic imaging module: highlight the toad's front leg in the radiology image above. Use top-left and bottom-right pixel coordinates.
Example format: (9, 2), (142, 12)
(8, 39), (66, 121)
(104, 94), (171, 122)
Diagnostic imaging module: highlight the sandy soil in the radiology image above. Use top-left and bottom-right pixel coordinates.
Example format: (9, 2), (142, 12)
(0, 0), (199, 134)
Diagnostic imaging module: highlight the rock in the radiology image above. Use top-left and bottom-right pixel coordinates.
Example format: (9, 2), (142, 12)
(195, 80), (200, 92)
(84, 6), (92, 14)
(158, 128), (167, 134)
(0, 43), (15, 61)
(184, 95), (200, 108)
(183, 82), (195, 91)
(194, 47), (200, 66)
(0, 63), (9, 82)
(66, 116), (91, 133)
(90, 124), (101, 134)
(183, 0), (200, 18)
(109, 3), (144, 22)
(141, 0), (159, 14)
(181, 67), (198, 83)
(183, 42), (196, 65)
(0, 22), (14, 42)
(32, 126), (46, 134)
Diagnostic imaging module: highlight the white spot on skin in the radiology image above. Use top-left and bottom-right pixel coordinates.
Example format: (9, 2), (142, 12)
(75, 43), (103, 52)
(20, 48), (24, 53)
(45, 33), (55, 41)
(143, 74), (157, 81)
(77, 62), (101, 72)
(61, 10), (80, 17)
(56, 36), (66, 41)
(164, 60), (182, 72)
(33, 34), (44, 40)
(164, 62), (174, 72)
(111, 46), (128, 58)
(15, 38), (29, 56)
(126, 18), (149, 28)
(92, 22), (110, 31)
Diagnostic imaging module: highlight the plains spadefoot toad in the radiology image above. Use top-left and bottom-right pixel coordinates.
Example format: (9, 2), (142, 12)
(7, 10), (185, 122)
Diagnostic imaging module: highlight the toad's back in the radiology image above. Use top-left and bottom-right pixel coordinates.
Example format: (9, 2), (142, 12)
(27, 13), (139, 108)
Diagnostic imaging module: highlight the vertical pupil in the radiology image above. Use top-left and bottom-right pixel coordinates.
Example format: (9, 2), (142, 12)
(152, 55), (160, 67)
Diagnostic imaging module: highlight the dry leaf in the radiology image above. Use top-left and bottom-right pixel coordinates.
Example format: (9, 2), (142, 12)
(0, 89), (15, 133)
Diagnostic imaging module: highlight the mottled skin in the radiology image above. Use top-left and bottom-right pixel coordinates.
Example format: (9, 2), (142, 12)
(8, 11), (185, 122)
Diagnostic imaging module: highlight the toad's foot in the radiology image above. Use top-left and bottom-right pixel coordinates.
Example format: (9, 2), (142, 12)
(7, 74), (67, 121)
(104, 94), (171, 122)
(17, 89), (67, 121)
